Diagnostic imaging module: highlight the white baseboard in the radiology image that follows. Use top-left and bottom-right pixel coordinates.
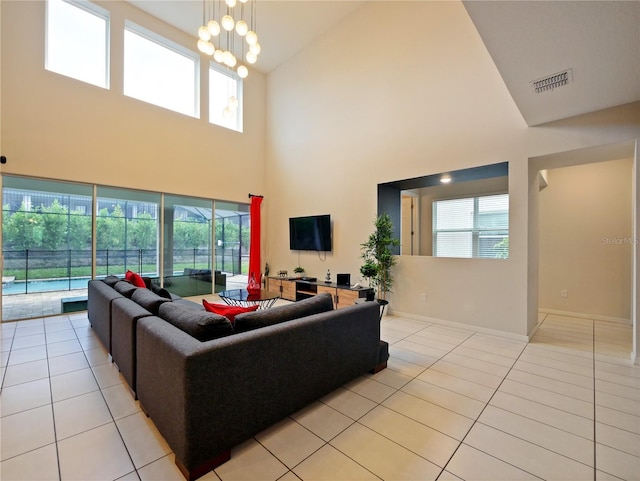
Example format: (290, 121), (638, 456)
(386, 309), (635, 362)
(388, 310), (530, 343)
(538, 308), (631, 325)
(527, 321), (542, 341)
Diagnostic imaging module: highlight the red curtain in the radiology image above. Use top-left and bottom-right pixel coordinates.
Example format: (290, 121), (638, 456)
(248, 195), (263, 289)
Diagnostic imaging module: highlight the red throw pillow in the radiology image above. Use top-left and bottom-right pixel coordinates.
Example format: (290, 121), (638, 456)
(125, 270), (146, 288)
(202, 300), (258, 324)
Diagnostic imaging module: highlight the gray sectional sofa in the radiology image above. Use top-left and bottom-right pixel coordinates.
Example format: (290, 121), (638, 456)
(87, 276), (384, 481)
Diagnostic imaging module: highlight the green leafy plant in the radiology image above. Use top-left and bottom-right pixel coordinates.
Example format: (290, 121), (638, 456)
(293, 266), (305, 275)
(360, 214), (400, 301)
(494, 237), (509, 259)
(359, 260), (378, 285)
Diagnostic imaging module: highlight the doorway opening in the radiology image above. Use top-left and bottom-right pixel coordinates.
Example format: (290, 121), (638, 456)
(529, 140), (637, 363)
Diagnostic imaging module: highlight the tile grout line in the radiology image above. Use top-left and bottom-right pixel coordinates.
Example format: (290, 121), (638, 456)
(21, 315), (140, 480)
(78, 319), (142, 481)
(436, 327), (537, 481)
(381, 327), (491, 480)
(321, 353), (435, 479)
(592, 318), (597, 481)
(263, 323), (471, 481)
(5, 313), (637, 480)
(456, 315), (602, 479)
(0, 325), (17, 392)
(252, 394), (382, 480)
(42, 316), (64, 481)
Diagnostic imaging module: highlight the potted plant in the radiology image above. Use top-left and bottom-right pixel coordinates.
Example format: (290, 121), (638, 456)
(293, 266), (305, 278)
(359, 260), (378, 301)
(360, 214), (400, 302)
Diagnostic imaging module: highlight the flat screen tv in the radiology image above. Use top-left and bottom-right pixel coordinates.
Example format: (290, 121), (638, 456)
(289, 214), (332, 251)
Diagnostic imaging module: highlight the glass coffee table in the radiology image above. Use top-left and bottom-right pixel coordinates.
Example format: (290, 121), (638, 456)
(218, 289), (280, 310)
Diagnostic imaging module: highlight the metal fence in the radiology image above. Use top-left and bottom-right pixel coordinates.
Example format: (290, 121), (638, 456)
(2, 248), (248, 295)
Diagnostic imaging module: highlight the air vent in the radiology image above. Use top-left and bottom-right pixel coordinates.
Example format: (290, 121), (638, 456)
(531, 69), (573, 94)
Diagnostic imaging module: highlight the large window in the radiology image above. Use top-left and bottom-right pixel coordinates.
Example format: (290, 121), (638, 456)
(96, 187), (160, 278)
(2, 178), (94, 303)
(215, 202), (250, 275)
(209, 64), (243, 132)
(162, 195), (213, 296)
(45, 0), (109, 88)
(433, 193), (509, 259)
(124, 23), (199, 117)
(1, 176), (253, 321)
(44, 3), (250, 132)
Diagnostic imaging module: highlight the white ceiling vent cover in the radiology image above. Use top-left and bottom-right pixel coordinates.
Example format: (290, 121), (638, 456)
(531, 69), (573, 94)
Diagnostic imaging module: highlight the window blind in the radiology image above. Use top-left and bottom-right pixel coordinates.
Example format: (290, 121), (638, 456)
(433, 193), (509, 259)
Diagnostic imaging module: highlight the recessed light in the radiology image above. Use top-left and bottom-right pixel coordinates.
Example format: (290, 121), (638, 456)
(440, 175), (452, 184)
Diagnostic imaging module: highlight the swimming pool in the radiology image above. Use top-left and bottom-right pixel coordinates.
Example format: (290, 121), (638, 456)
(2, 277), (91, 295)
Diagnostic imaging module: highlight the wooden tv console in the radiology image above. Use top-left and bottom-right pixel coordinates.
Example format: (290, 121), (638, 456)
(267, 277), (372, 310)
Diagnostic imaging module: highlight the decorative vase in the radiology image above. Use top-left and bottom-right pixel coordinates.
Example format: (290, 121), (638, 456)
(247, 273), (261, 295)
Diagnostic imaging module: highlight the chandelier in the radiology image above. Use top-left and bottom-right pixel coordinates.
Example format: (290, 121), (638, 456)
(196, 0), (260, 79)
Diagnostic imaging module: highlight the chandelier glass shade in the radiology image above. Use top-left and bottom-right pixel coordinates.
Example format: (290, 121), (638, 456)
(197, 0), (260, 79)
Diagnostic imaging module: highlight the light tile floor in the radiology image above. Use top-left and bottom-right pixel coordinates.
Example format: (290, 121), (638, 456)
(1, 306), (639, 481)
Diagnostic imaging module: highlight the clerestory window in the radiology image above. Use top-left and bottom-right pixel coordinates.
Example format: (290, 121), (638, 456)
(45, 0), (110, 88)
(209, 64), (243, 132)
(124, 23), (199, 118)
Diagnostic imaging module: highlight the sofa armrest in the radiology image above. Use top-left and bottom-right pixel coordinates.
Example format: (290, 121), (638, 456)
(111, 297), (154, 394)
(87, 279), (124, 353)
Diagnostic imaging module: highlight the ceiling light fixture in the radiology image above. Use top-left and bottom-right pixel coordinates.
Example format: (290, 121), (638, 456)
(440, 174), (452, 184)
(196, 0), (260, 80)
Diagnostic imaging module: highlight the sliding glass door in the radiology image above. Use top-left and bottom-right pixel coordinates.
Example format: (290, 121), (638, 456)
(163, 194), (214, 297)
(95, 187), (160, 279)
(1, 175), (250, 321)
(2, 177), (93, 321)
(215, 201), (250, 278)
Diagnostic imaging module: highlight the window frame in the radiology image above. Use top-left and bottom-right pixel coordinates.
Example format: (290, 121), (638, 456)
(209, 62), (244, 132)
(45, 0), (110, 89)
(123, 21), (200, 118)
(432, 192), (509, 259)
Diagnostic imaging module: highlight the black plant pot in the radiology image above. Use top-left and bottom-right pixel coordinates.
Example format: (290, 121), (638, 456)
(365, 289), (375, 301)
(376, 298), (389, 320)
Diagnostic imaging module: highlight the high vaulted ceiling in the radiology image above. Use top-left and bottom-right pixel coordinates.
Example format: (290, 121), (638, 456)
(128, 0), (640, 127)
(463, 1), (640, 126)
(127, 0), (364, 74)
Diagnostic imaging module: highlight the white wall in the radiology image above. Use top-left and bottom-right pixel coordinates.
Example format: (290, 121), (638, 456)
(2, 0), (639, 341)
(538, 158), (633, 321)
(0, 0), (266, 203)
(265, 1), (640, 337)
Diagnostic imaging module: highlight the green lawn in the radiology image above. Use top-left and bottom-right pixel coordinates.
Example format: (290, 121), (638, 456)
(3, 260), (249, 281)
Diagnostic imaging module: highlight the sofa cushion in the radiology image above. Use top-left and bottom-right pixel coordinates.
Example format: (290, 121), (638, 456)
(150, 283), (173, 300)
(132, 288), (171, 315)
(172, 298), (205, 311)
(125, 270), (147, 288)
(202, 300), (258, 324)
(158, 302), (233, 342)
(103, 275), (121, 287)
(114, 280), (138, 298)
(234, 292), (334, 333)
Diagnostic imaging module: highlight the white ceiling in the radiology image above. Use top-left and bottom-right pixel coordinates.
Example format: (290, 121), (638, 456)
(462, 1), (640, 126)
(127, 0), (364, 74)
(127, 0), (640, 126)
